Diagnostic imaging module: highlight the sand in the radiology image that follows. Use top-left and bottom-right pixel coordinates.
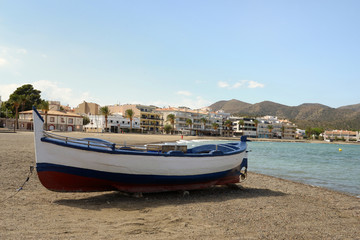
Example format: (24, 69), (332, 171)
(0, 131), (359, 239)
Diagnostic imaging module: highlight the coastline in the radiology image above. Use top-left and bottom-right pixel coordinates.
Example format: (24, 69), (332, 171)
(0, 132), (359, 239)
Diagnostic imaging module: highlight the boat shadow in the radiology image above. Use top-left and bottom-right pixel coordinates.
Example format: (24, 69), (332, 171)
(53, 186), (287, 211)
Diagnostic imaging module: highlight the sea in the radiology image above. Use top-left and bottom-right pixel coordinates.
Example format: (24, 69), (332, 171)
(178, 140), (360, 197)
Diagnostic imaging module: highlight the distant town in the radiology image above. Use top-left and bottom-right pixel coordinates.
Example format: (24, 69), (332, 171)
(1, 98), (359, 142)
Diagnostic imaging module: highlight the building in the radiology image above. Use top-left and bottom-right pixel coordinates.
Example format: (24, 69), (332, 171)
(279, 120), (297, 139)
(157, 107), (222, 136)
(18, 110), (83, 131)
(108, 104), (163, 133)
(83, 114), (140, 133)
(74, 101), (100, 116)
(231, 117), (257, 138)
(257, 116), (290, 139)
(323, 130), (360, 142)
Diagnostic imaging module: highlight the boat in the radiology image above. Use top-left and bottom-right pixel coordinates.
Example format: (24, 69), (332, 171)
(32, 107), (248, 193)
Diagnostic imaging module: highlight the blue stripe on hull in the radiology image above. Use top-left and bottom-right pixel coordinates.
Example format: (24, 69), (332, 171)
(37, 160), (247, 185)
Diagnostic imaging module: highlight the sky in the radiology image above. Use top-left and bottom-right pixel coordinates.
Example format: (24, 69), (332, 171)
(1, 0), (360, 109)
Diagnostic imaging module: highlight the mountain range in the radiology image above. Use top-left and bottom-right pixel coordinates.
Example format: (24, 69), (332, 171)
(209, 99), (360, 130)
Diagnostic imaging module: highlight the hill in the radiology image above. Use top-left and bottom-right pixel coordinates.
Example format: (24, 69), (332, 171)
(209, 100), (360, 130)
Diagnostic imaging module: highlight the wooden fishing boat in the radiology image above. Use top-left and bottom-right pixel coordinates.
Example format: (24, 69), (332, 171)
(32, 107), (248, 193)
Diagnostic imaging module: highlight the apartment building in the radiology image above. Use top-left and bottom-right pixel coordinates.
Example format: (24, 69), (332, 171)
(324, 130), (360, 141)
(157, 107), (222, 136)
(231, 117), (257, 137)
(108, 104), (163, 133)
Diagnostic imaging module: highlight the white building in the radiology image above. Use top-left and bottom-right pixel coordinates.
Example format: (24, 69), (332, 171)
(157, 107), (223, 136)
(84, 114), (140, 133)
(231, 117), (257, 137)
(19, 110), (83, 131)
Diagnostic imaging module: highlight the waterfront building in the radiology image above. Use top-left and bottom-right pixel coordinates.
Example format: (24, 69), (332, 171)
(323, 130), (360, 142)
(18, 109), (83, 131)
(157, 107), (222, 136)
(231, 117), (257, 137)
(257, 116), (283, 139)
(108, 104), (163, 133)
(83, 114), (140, 133)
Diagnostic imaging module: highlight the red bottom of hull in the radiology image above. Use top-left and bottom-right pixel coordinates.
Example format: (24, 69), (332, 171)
(38, 171), (240, 193)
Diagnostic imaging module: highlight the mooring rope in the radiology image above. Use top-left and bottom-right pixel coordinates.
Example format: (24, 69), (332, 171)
(0, 165), (34, 203)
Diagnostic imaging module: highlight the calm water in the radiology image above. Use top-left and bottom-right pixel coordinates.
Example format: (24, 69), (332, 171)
(247, 142), (360, 197)
(179, 140), (360, 197)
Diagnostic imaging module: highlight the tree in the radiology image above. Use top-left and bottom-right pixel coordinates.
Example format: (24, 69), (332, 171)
(9, 95), (22, 129)
(224, 120), (232, 129)
(83, 116), (90, 125)
(125, 109), (135, 133)
(166, 114), (175, 134)
(267, 125), (274, 138)
(38, 100), (49, 130)
(238, 119), (245, 135)
(164, 124), (172, 134)
(281, 125), (285, 139)
(100, 106), (111, 132)
(4, 84), (42, 116)
(212, 122), (219, 135)
(185, 118), (193, 129)
(200, 117), (207, 130)
(224, 120), (233, 137)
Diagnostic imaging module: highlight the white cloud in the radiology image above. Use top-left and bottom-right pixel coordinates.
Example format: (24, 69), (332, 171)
(0, 83), (21, 100)
(218, 80), (265, 89)
(176, 90), (192, 96)
(33, 80), (98, 107)
(248, 80), (265, 88)
(0, 57), (8, 66)
(0, 81), (99, 108)
(218, 81), (230, 88)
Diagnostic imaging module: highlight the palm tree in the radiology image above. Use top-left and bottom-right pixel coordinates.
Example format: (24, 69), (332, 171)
(224, 120), (232, 129)
(166, 114), (175, 134)
(185, 118), (193, 128)
(238, 119), (245, 135)
(253, 119), (259, 138)
(163, 124), (172, 134)
(10, 95), (22, 130)
(125, 109), (135, 133)
(267, 125), (273, 139)
(224, 119), (233, 137)
(212, 122), (219, 135)
(281, 125), (285, 139)
(39, 100), (49, 130)
(100, 106), (111, 132)
(200, 117), (207, 129)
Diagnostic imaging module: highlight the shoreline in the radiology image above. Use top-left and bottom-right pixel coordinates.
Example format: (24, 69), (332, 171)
(1, 132), (359, 239)
(2, 128), (359, 146)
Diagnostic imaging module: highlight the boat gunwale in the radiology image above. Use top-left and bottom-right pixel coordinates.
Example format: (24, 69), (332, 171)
(40, 133), (247, 157)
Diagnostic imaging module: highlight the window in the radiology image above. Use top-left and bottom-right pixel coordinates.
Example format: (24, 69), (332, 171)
(50, 117), (55, 122)
(68, 118), (73, 124)
(61, 117), (65, 123)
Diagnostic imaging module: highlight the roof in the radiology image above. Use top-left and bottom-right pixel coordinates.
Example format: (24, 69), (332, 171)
(20, 110), (82, 118)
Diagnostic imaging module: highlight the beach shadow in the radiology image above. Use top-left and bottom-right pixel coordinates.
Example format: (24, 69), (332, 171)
(54, 186), (286, 211)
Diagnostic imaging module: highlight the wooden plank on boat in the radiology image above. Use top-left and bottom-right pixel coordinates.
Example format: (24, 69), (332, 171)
(146, 144), (187, 153)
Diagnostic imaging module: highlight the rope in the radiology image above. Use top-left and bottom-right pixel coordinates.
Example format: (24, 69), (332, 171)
(0, 166), (34, 203)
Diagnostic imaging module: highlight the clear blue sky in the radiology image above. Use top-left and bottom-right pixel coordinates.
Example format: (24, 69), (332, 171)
(1, 0), (359, 109)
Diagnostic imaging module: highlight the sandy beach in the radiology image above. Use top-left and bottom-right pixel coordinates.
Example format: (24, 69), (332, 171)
(0, 132), (359, 239)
